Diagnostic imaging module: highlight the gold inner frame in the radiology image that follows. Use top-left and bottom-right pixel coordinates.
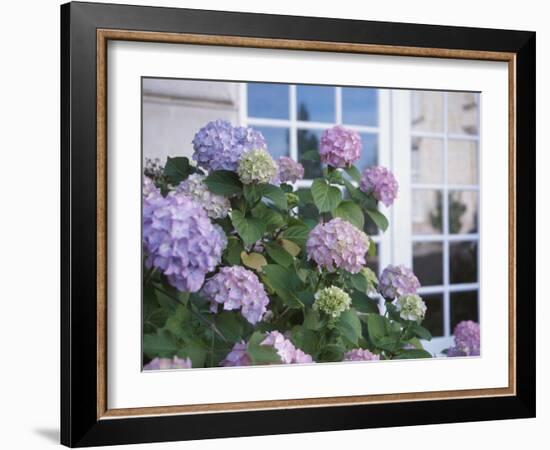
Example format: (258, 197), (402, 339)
(96, 29), (517, 420)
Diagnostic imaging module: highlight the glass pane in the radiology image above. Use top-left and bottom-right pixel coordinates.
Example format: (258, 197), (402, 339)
(297, 86), (335, 123)
(247, 83), (289, 119)
(413, 242), (443, 286)
(448, 92), (479, 135)
(449, 191), (478, 234)
(412, 137), (444, 184)
(342, 87), (378, 126)
(450, 241), (478, 284)
(356, 133), (378, 171)
(422, 294), (444, 337)
(411, 91), (444, 133)
(366, 242), (379, 275)
(254, 126), (290, 160)
(412, 189), (443, 235)
(298, 128), (324, 179)
(450, 291), (479, 330)
(448, 140), (478, 185)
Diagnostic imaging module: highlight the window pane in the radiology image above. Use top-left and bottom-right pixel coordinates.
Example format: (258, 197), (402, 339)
(413, 242), (443, 286)
(448, 140), (478, 185)
(412, 189), (443, 235)
(342, 87), (378, 126)
(450, 291), (479, 330)
(298, 128), (324, 179)
(450, 241), (478, 284)
(247, 83), (289, 119)
(254, 126), (290, 160)
(422, 294), (444, 337)
(297, 86), (335, 123)
(356, 133), (378, 171)
(449, 191), (478, 234)
(366, 242), (379, 274)
(411, 91), (444, 133)
(412, 137), (444, 184)
(448, 92), (479, 135)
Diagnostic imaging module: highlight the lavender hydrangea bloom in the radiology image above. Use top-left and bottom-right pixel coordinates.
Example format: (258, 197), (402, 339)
(319, 125), (362, 168)
(448, 320), (480, 357)
(143, 356), (192, 370)
(359, 166), (399, 207)
(143, 175), (160, 199)
(277, 156), (304, 183)
(202, 266), (270, 325)
(378, 264), (420, 299)
(142, 192), (226, 293)
(191, 120), (266, 172)
(306, 218), (370, 274)
(174, 174), (230, 219)
(220, 341), (251, 367)
(343, 348), (380, 362)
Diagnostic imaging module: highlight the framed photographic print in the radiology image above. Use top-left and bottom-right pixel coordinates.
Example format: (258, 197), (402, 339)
(60, 1), (536, 447)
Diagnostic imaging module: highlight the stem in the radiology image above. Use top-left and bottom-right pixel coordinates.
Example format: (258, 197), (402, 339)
(152, 285), (228, 343)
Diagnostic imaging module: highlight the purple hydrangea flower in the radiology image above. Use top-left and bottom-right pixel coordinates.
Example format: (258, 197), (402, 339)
(343, 348), (380, 362)
(202, 266), (270, 325)
(378, 264), (420, 299)
(143, 175), (161, 199)
(319, 125), (361, 168)
(359, 166), (399, 207)
(173, 174), (231, 219)
(448, 320), (480, 357)
(142, 192), (226, 293)
(220, 331), (313, 366)
(143, 356), (192, 370)
(277, 156), (304, 183)
(306, 218), (370, 274)
(192, 120), (266, 172)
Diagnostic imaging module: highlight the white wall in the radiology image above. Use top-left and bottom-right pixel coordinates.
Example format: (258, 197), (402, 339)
(0, 1), (546, 449)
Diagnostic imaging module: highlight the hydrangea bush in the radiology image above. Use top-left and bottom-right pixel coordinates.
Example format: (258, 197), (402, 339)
(142, 121), (467, 370)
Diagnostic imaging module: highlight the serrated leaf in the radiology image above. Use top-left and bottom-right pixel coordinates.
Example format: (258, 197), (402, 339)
(332, 200), (365, 229)
(351, 291), (379, 313)
(336, 309), (362, 345)
(411, 323), (433, 341)
(240, 251), (268, 271)
(282, 225), (310, 245)
(223, 237), (244, 265)
(311, 179), (342, 213)
(344, 165), (361, 182)
(264, 242), (293, 267)
(366, 208), (389, 232)
(176, 339), (208, 368)
(143, 331), (178, 358)
(214, 312), (244, 343)
(262, 265), (301, 300)
(366, 313), (388, 343)
(204, 170), (243, 196)
(394, 349), (433, 359)
(290, 326), (318, 356)
(251, 203), (285, 230)
(247, 331), (282, 364)
(163, 157), (196, 184)
(261, 184), (287, 210)
(230, 210), (266, 245)
(279, 238), (301, 256)
(243, 184), (262, 205)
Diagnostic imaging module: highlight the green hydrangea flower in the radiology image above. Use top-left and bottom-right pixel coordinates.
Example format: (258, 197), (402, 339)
(394, 294), (427, 322)
(237, 149), (278, 185)
(313, 286), (352, 318)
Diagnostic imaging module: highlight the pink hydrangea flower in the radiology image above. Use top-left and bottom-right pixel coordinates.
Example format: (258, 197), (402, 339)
(378, 264), (420, 299)
(343, 348), (380, 362)
(448, 320), (480, 356)
(319, 125), (362, 168)
(359, 166), (399, 207)
(202, 266), (270, 325)
(306, 218), (370, 274)
(220, 341), (251, 367)
(277, 156), (305, 183)
(143, 356), (192, 370)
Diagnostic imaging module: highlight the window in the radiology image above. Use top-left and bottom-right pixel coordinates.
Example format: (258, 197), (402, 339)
(242, 82), (388, 275)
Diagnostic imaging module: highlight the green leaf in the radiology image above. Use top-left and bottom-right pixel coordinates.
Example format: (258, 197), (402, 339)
(247, 331), (282, 364)
(262, 265), (301, 299)
(301, 150), (320, 162)
(311, 179), (342, 213)
(351, 291), (379, 313)
(264, 242), (293, 267)
(204, 170), (243, 196)
(350, 272), (369, 293)
(261, 184), (288, 210)
(344, 165), (361, 182)
(411, 323), (433, 341)
(303, 308), (323, 331)
(164, 305), (191, 336)
(368, 239), (377, 257)
(240, 251), (268, 271)
(282, 225), (310, 245)
(366, 313), (388, 343)
(243, 184), (262, 205)
(394, 349), (433, 359)
(336, 309), (362, 345)
(290, 326), (318, 356)
(163, 157), (196, 184)
(143, 331), (178, 358)
(343, 178), (367, 203)
(295, 291), (315, 307)
(251, 203), (285, 230)
(177, 339), (208, 368)
(223, 237), (244, 265)
(332, 200), (365, 229)
(231, 210), (266, 245)
(154, 286), (177, 312)
(366, 209), (389, 232)
(280, 239), (301, 257)
(215, 312), (244, 343)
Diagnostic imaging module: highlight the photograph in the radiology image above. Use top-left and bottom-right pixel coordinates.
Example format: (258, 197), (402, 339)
(141, 78), (481, 370)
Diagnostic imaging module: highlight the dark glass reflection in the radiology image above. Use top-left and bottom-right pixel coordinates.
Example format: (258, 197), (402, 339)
(422, 294), (444, 337)
(413, 242), (443, 286)
(450, 241), (478, 284)
(298, 128), (323, 179)
(448, 191), (478, 234)
(450, 291), (479, 330)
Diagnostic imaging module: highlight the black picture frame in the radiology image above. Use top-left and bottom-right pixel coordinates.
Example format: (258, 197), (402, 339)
(61, 1), (535, 447)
